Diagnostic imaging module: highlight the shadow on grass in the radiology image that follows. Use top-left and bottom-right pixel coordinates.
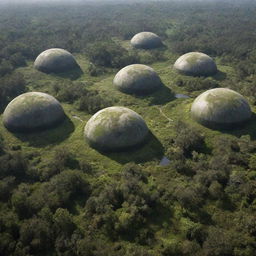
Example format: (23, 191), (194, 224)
(103, 131), (164, 164)
(201, 112), (256, 140)
(133, 84), (175, 106)
(222, 113), (256, 140)
(212, 70), (227, 81)
(13, 116), (75, 147)
(53, 66), (84, 80)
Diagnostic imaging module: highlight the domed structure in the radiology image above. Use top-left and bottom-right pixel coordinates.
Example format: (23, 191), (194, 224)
(191, 88), (251, 129)
(34, 48), (79, 73)
(84, 106), (149, 151)
(113, 64), (163, 95)
(131, 32), (162, 49)
(3, 92), (65, 132)
(174, 52), (217, 77)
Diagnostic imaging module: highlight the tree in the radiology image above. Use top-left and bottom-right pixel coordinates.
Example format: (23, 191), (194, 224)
(53, 208), (76, 237)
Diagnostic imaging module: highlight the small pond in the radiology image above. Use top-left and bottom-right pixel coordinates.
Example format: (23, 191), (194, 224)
(159, 156), (171, 166)
(175, 94), (190, 99)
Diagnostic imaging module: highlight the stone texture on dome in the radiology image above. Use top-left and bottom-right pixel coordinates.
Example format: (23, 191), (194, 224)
(3, 92), (65, 132)
(131, 32), (162, 49)
(113, 64), (163, 95)
(191, 88), (251, 129)
(174, 52), (217, 77)
(84, 106), (149, 151)
(34, 48), (79, 73)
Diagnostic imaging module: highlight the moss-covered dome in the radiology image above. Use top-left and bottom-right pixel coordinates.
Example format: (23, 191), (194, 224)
(113, 64), (163, 95)
(84, 106), (149, 151)
(34, 48), (79, 73)
(131, 32), (162, 49)
(174, 52), (217, 77)
(3, 92), (65, 132)
(191, 88), (251, 129)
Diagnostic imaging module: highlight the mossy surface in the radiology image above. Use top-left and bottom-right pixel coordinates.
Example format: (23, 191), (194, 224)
(84, 106), (149, 152)
(174, 52), (217, 77)
(3, 92), (65, 132)
(191, 88), (252, 129)
(34, 48), (80, 74)
(113, 64), (163, 95)
(131, 32), (163, 49)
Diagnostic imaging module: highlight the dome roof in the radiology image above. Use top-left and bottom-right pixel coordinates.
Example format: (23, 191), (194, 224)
(174, 52), (217, 77)
(3, 92), (65, 132)
(34, 48), (79, 73)
(131, 32), (162, 49)
(84, 106), (149, 151)
(191, 88), (251, 129)
(113, 64), (163, 95)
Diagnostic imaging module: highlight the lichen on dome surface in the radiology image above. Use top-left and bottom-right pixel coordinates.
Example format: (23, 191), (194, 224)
(34, 48), (79, 73)
(84, 106), (149, 152)
(131, 32), (163, 49)
(3, 92), (65, 132)
(191, 88), (252, 129)
(113, 64), (163, 95)
(174, 52), (217, 77)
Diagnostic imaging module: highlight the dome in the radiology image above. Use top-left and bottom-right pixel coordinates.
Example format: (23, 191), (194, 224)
(3, 92), (65, 132)
(131, 32), (162, 49)
(34, 48), (79, 73)
(191, 88), (251, 129)
(113, 64), (163, 95)
(174, 52), (217, 77)
(84, 106), (149, 151)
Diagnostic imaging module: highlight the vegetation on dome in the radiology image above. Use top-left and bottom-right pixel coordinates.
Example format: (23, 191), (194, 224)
(174, 52), (218, 77)
(131, 31), (163, 49)
(34, 48), (80, 74)
(113, 64), (163, 95)
(3, 92), (65, 132)
(191, 88), (252, 129)
(84, 106), (149, 151)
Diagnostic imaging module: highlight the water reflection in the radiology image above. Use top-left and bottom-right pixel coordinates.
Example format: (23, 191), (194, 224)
(160, 156), (171, 166)
(175, 94), (190, 99)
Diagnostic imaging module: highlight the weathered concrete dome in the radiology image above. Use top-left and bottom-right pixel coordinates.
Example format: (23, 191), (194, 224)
(174, 52), (217, 77)
(84, 106), (149, 151)
(131, 32), (162, 49)
(113, 64), (163, 95)
(34, 48), (79, 73)
(191, 88), (251, 129)
(3, 92), (65, 132)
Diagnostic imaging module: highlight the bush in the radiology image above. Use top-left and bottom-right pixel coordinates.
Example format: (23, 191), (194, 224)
(0, 60), (13, 77)
(53, 208), (76, 237)
(172, 121), (205, 157)
(55, 82), (87, 103)
(0, 152), (28, 180)
(87, 40), (139, 68)
(175, 76), (219, 92)
(19, 218), (53, 254)
(78, 91), (113, 114)
(0, 176), (16, 201)
(0, 72), (26, 110)
(174, 185), (204, 210)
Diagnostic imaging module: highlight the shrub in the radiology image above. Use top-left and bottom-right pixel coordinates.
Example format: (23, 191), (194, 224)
(87, 40), (139, 68)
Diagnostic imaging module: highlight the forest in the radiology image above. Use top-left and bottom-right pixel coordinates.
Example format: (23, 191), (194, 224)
(0, 0), (256, 255)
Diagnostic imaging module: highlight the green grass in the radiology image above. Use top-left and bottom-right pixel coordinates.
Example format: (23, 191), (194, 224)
(3, 43), (254, 174)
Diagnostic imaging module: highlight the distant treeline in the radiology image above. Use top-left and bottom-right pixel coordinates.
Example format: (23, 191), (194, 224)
(0, 1), (256, 76)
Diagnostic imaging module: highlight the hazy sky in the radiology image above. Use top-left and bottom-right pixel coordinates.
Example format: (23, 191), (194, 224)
(0, 0), (224, 3)
(0, 0), (249, 5)
(0, 0), (157, 5)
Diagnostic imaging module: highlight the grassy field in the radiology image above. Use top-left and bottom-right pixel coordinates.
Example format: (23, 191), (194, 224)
(1, 38), (253, 177)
